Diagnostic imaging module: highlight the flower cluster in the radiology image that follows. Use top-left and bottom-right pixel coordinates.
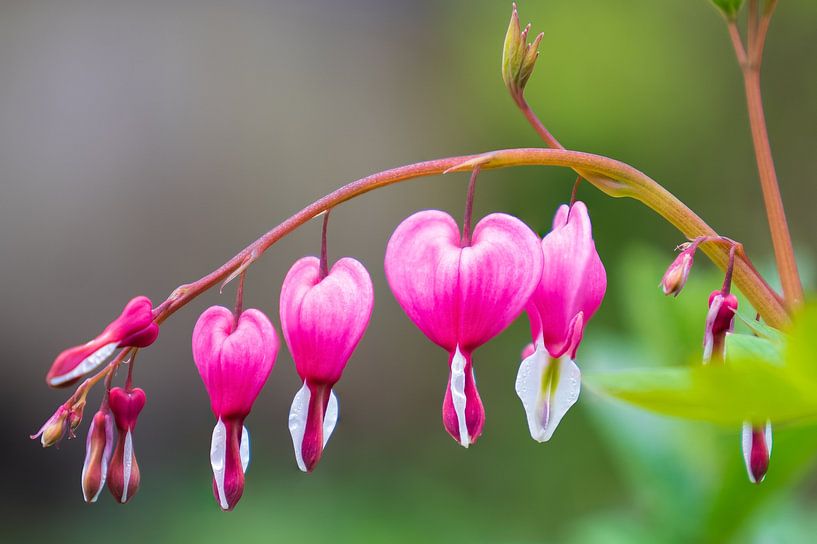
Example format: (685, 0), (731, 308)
(661, 240), (773, 483)
(32, 192), (610, 509)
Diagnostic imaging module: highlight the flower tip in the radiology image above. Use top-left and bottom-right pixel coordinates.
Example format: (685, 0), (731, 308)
(743, 422), (772, 484)
(288, 382), (338, 473)
(442, 348), (484, 448)
(661, 250), (694, 297)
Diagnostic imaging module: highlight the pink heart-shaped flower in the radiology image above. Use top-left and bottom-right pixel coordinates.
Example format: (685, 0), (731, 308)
(384, 210), (543, 353)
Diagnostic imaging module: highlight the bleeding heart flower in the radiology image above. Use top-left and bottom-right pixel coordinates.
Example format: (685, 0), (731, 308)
(46, 297), (159, 388)
(107, 387), (146, 504)
(742, 421), (772, 484)
(385, 210), (543, 447)
(280, 256), (373, 472)
(516, 201), (606, 442)
(703, 289), (738, 364)
(81, 409), (114, 503)
(661, 243), (697, 297)
(192, 306), (278, 510)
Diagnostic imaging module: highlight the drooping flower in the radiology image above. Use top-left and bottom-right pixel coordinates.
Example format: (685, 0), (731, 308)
(516, 201), (606, 442)
(46, 297), (159, 387)
(701, 290), (771, 483)
(192, 306), (278, 510)
(742, 420), (772, 484)
(385, 210), (543, 447)
(661, 243), (696, 297)
(280, 256), (373, 472)
(81, 409), (114, 503)
(702, 289), (738, 364)
(107, 386), (146, 503)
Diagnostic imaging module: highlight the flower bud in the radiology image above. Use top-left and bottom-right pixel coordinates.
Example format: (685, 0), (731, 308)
(46, 296), (159, 388)
(661, 247), (695, 297)
(742, 421), (772, 484)
(502, 3), (544, 100)
(703, 290), (738, 364)
(81, 409), (114, 503)
(31, 396), (87, 447)
(107, 387), (146, 503)
(31, 406), (69, 448)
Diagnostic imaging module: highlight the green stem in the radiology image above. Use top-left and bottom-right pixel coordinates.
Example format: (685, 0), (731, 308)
(152, 147), (788, 329)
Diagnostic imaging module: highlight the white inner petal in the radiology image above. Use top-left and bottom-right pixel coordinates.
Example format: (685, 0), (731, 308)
(210, 419), (229, 509)
(240, 426), (250, 474)
(702, 296), (724, 364)
(323, 390), (339, 448)
(50, 342), (117, 386)
(515, 341), (549, 442)
(515, 343), (581, 443)
(81, 418), (97, 502)
(288, 382), (310, 472)
(122, 430), (134, 503)
(288, 383), (340, 472)
(450, 345), (470, 448)
(765, 420), (773, 457)
(741, 421), (755, 483)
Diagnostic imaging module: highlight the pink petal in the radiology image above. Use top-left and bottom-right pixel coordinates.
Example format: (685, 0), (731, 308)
(46, 296), (158, 387)
(192, 306), (278, 418)
(530, 202), (606, 358)
(385, 210), (543, 352)
(280, 256), (373, 385)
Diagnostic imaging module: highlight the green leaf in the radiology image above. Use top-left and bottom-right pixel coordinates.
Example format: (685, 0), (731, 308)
(726, 332), (783, 364)
(710, 0), (746, 19)
(736, 313), (786, 345)
(586, 303), (817, 426)
(585, 364), (817, 425)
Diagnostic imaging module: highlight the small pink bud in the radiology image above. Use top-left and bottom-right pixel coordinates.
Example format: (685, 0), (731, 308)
(107, 387), (146, 504)
(385, 210), (543, 447)
(742, 421), (772, 484)
(661, 247), (695, 297)
(280, 256), (373, 471)
(81, 409), (114, 503)
(192, 306), (278, 510)
(703, 290), (738, 364)
(31, 396), (87, 447)
(517, 201), (605, 442)
(31, 405), (70, 448)
(46, 296), (159, 388)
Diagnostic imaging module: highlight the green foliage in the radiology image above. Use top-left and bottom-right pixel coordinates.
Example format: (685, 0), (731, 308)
(710, 0), (746, 20)
(576, 247), (817, 542)
(585, 301), (817, 427)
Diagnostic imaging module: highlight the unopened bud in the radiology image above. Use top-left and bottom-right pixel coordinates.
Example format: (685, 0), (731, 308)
(742, 421), (772, 484)
(31, 396), (87, 448)
(502, 3), (544, 99)
(107, 387), (146, 503)
(31, 406), (69, 448)
(703, 290), (738, 364)
(661, 247), (695, 297)
(81, 409), (114, 503)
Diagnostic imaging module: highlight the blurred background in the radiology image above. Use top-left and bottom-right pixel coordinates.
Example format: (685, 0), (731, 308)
(1, 0), (816, 542)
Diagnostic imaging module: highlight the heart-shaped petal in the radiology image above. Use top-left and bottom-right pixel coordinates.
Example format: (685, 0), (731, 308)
(280, 256), (373, 385)
(385, 210), (543, 352)
(193, 306), (278, 419)
(529, 202), (605, 359)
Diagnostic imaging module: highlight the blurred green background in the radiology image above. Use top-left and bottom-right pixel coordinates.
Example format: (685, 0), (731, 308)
(2, 0), (816, 542)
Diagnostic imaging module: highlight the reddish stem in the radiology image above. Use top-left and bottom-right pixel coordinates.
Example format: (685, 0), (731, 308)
(727, 1), (802, 307)
(233, 271), (246, 321)
(319, 210), (331, 280)
(147, 148), (787, 329)
(461, 166), (480, 247)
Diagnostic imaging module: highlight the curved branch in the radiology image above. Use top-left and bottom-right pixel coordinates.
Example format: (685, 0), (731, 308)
(153, 148), (788, 329)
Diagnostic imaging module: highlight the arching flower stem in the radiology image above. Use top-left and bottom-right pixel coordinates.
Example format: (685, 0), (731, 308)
(147, 147), (788, 333)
